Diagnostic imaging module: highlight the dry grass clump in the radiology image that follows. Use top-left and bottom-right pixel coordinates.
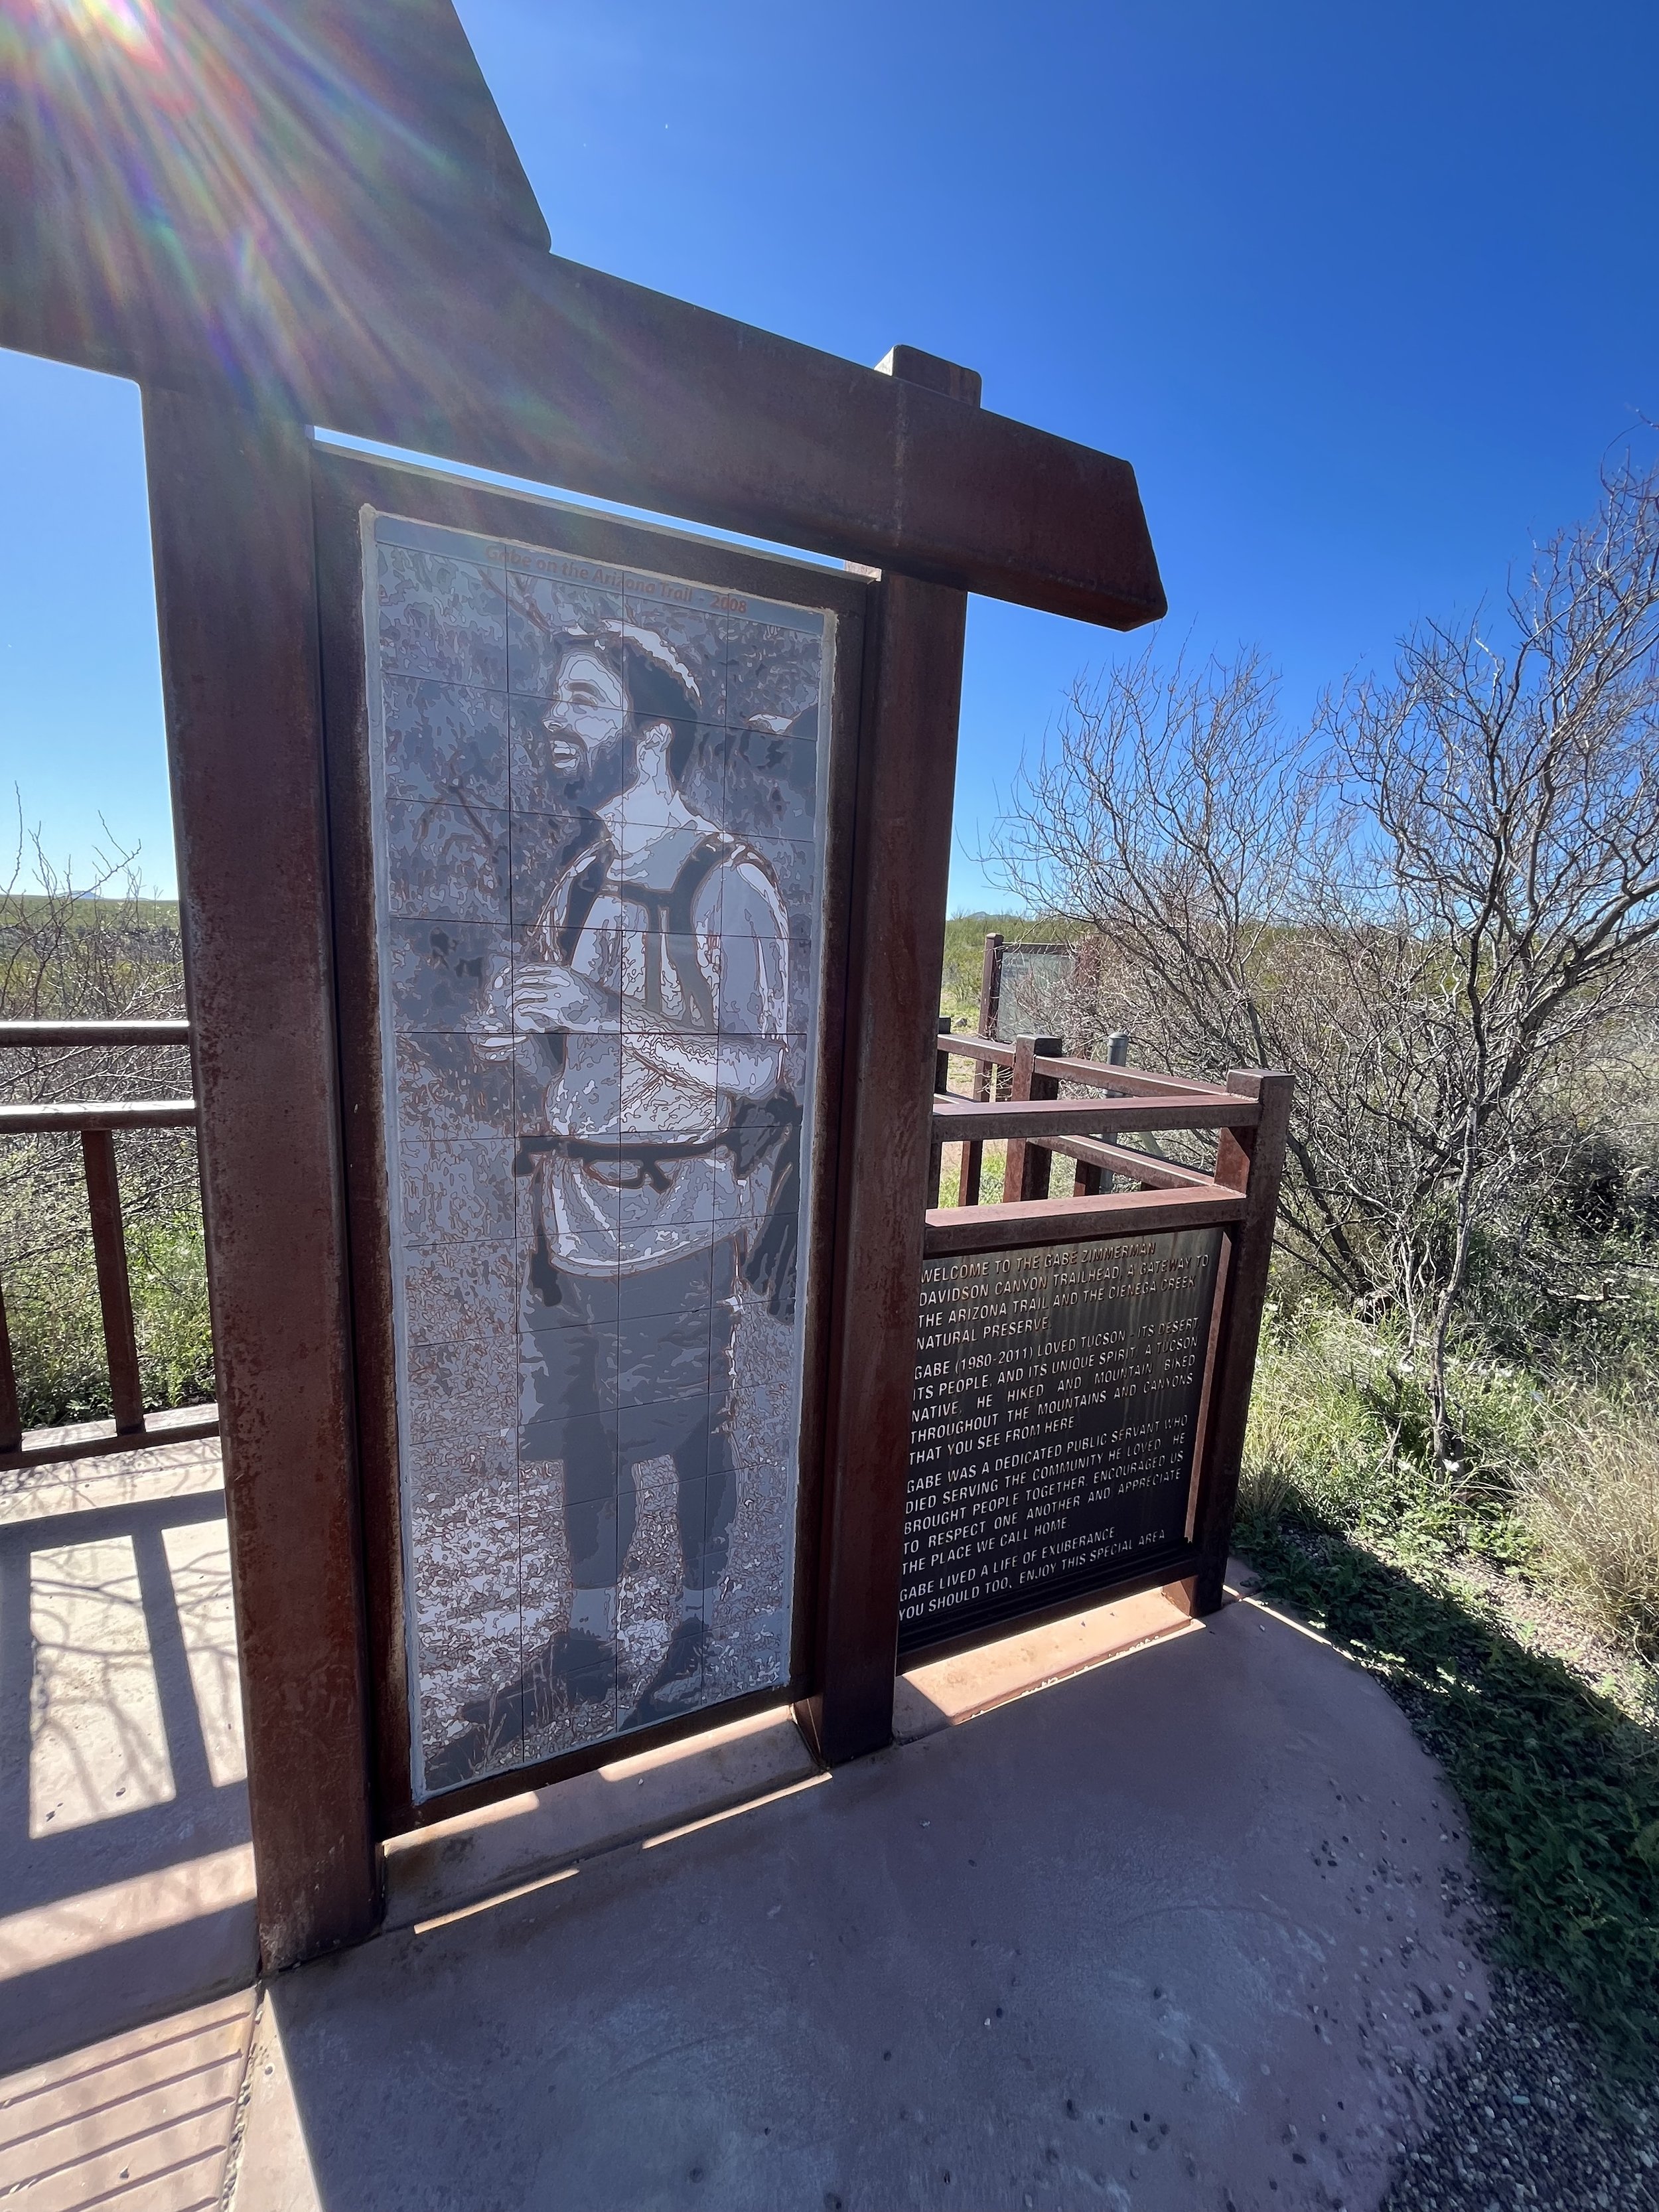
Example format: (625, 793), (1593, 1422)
(1520, 1408), (1659, 1662)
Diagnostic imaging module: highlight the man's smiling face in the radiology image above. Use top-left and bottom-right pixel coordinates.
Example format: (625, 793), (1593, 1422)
(541, 644), (627, 774)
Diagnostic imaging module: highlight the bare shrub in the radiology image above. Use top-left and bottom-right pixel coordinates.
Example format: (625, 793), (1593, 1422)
(989, 449), (1659, 1460)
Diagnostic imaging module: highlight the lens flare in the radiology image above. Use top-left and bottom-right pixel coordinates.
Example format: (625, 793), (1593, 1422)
(40, 0), (161, 62)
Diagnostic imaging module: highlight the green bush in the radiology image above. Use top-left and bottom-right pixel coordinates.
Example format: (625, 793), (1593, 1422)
(1238, 1294), (1659, 2074)
(1242, 1302), (1542, 1560)
(6, 1205), (215, 1429)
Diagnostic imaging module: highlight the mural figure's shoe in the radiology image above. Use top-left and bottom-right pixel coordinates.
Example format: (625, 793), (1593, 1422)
(543, 1626), (616, 1706)
(622, 1617), (706, 1730)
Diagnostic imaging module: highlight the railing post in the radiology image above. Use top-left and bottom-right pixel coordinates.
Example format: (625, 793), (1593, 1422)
(0, 1278), (20, 1455)
(1172, 1067), (1293, 1615)
(926, 1017), (952, 1208)
(1077, 1031), (1129, 1194)
(977, 931), (1004, 1043)
(81, 1128), (145, 1436)
(1001, 1033), (1062, 1203)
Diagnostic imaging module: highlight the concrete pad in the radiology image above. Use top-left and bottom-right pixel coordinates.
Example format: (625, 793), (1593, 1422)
(0, 1440), (254, 2073)
(383, 1704), (822, 1932)
(0, 1436), (224, 1528)
(895, 1584), (1199, 1739)
(230, 1597), (1488, 2212)
(0, 1986), (253, 2210)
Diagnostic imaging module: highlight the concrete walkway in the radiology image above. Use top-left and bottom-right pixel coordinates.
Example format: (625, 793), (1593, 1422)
(0, 1436), (255, 2078)
(229, 1593), (1486, 2212)
(1, 1432), (1492, 2209)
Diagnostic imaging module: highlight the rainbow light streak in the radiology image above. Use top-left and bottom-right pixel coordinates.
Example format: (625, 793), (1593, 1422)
(16, 0), (497, 410)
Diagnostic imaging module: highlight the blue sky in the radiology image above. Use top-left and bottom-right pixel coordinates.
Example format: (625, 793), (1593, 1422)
(3, 0), (1655, 906)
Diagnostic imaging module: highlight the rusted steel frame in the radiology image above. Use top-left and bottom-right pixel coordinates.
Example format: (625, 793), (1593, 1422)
(311, 447), (869, 1828)
(144, 390), (376, 1968)
(0, 1280), (20, 1457)
(936, 1041), (1229, 1101)
(1031, 1053), (1220, 1100)
(1043, 1134), (1214, 1192)
(1, 114), (1165, 630)
(0, 1020), (192, 1047)
(936, 1096), (1262, 1141)
(805, 552), (969, 1766)
(936, 1031), (1013, 1205)
(1001, 1033), (1062, 1204)
(925, 1185), (1246, 1257)
(0, 1101), (197, 1134)
(1176, 1070), (1294, 1615)
(80, 1129), (145, 1436)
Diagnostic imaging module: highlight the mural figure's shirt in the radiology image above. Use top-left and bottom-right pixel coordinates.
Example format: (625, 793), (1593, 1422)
(505, 774), (790, 1272)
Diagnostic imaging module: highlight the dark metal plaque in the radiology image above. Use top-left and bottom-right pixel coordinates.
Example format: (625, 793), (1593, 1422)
(899, 1228), (1222, 1651)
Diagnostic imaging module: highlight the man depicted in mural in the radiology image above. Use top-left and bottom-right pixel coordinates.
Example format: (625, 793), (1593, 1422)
(445, 619), (800, 1770)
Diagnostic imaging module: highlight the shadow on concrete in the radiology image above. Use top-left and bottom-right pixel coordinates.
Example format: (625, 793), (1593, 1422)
(1236, 1511), (1659, 2080)
(0, 1445), (255, 2075)
(233, 1597), (1492, 2212)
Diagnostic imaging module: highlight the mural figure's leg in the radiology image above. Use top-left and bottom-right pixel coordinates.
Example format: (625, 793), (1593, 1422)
(624, 1230), (739, 1725)
(521, 1254), (623, 1707)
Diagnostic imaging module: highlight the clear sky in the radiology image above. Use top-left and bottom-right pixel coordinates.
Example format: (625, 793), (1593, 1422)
(2, 0), (1655, 905)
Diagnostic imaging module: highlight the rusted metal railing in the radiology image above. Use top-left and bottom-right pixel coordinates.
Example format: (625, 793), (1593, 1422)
(0, 1019), (217, 1467)
(928, 1027), (1262, 1238)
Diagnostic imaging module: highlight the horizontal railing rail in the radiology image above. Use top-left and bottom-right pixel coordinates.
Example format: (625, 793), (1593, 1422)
(924, 1181), (1247, 1255)
(0, 1021), (212, 1467)
(0, 1019), (193, 1047)
(926, 1024), (1271, 1257)
(933, 1095), (1260, 1140)
(0, 1100), (200, 1134)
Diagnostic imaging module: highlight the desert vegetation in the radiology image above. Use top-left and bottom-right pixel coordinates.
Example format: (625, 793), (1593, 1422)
(0, 820), (212, 1428)
(982, 446), (1659, 2072)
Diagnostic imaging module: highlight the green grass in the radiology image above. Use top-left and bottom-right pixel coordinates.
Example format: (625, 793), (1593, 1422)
(6, 1206), (215, 1429)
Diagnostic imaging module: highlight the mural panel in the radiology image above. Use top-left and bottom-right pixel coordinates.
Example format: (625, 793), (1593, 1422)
(362, 510), (831, 1795)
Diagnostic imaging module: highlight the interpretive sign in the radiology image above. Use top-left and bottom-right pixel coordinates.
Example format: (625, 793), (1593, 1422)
(900, 1227), (1223, 1649)
(360, 506), (835, 1795)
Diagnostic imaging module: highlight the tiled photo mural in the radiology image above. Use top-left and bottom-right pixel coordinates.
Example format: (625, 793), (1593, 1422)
(361, 510), (832, 1796)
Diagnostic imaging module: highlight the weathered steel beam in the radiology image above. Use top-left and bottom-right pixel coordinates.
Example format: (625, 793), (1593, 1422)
(143, 388), (377, 1968)
(804, 538), (970, 1765)
(0, 7), (1165, 628)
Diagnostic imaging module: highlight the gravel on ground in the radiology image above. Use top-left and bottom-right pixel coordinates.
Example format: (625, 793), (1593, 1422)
(1382, 1872), (1658, 2212)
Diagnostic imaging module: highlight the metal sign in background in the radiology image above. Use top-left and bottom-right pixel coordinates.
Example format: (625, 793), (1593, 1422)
(901, 1228), (1222, 1649)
